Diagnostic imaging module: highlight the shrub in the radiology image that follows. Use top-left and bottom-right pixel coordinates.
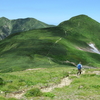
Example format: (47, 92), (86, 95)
(90, 85), (100, 89)
(17, 82), (26, 86)
(62, 71), (69, 78)
(82, 74), (96, 77)
(0, 77), (4, 85)
(7, 85), (18, 90)
(25, 88), (42, 97)
(43, 92), (55, 98)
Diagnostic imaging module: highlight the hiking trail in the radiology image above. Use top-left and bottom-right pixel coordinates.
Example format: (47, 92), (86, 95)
(41, 70), (85, 92)
(5, 67), (94, 99)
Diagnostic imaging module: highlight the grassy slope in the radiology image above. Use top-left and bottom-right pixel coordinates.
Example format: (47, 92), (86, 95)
(53, 68), (100, 100)
(0, 27), (67, 72)
(58, 14), (100, 65)
(0, 17), (54, 40)
(11, 18), (54, 34)
(0, 67), (100, 100)
(59, 14), (100, 48)
(0, 15), (100, 72)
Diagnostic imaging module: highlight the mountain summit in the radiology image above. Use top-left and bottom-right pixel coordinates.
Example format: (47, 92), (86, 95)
(59, 14), (100, 49)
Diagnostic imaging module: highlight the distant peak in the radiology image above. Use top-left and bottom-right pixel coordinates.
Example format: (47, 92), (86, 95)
(74, 14), (88, 17)
(69, 14), (90, 20)
(0, 17), (9, 20)
(1, 17), (7, 19)
(1, 17), (6, 18)
(58, 14), (99, 28)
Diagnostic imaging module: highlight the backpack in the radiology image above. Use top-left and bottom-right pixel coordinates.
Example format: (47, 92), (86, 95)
(77, 64), (81, 69)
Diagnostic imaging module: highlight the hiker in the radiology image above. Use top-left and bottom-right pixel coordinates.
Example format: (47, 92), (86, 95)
(77, 62), (82, 75)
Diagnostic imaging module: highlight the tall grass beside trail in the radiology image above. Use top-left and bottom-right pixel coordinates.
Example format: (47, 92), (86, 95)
(1, 66), (100, 100)
(0, 96), (17, 100)
(0, 66), (74, 94)
(0, 96), (18, 100)
(53, 68), (100, 100)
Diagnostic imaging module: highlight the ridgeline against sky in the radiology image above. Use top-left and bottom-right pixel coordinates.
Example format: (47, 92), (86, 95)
(0, 0), (100, 25)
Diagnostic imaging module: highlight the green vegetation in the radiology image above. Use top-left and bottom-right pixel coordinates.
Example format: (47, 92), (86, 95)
(0, 66), (72, 99)
(25, 88), (42, 97)
(0, 96), (17, 100)
(0, 17), (54, 40)
(0, 67), (100, 100)
(55, 71), (100, 100)
(0, 15), (100, 72)
(43, 92), (55, 98)
(59, 14), (100, 49)
(0, 77), (5, 85)
(0, 66), (71, 91)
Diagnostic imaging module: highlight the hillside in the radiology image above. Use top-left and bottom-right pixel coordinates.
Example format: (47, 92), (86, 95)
(0, 14), (100, 72)
(0, 66), (100, 100)
(59, 14), (100, 49)
(0, 17), (54, 40)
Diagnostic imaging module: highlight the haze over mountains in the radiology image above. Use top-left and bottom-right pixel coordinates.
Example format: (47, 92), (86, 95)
(0, 14), (100, 73)
(0, 17), (54, 40)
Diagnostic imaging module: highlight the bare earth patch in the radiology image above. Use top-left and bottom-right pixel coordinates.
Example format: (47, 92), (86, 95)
(92, 71), (100, 75)
(41, 77), (72, 92)
(25, 68), (46, 71)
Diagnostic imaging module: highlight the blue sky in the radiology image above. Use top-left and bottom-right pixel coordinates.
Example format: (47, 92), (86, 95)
(0, 0), (100, 25)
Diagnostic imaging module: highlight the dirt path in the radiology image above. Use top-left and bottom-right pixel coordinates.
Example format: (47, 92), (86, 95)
(41, 77), (72, 92)
(55, 38), (62, 43)
(6, 90), (25, 99)
(25, 68), (46, 71)
(41, 70), (85, 92)
(9, 76), (72, 99)
(5, 69), (87, 99)
(6, 74), (73, 99)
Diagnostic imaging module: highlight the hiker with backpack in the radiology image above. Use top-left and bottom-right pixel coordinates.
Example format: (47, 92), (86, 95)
(77, 62), (82, 75)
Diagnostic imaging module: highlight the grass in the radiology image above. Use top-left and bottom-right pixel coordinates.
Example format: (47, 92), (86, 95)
(52, 68), (100, 100)
(0, 66), (100, 100)
(0, 96), (17, 100)
(0, 66), (73, 92)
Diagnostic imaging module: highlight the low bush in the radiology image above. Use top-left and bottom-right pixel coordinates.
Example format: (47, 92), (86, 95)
(0, 77), (5, 85)
(25, 88), (42, 97)
(43, 92), (55, 98)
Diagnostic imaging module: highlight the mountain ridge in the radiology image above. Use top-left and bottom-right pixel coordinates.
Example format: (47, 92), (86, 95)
(0, 14), (100, 72)
(0, 17), (54, 40)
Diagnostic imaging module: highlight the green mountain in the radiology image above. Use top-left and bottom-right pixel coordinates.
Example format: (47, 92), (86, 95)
(0, 14), (100, 73)
(0, 17), (12, 40)
(0, 17), (54, 40)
